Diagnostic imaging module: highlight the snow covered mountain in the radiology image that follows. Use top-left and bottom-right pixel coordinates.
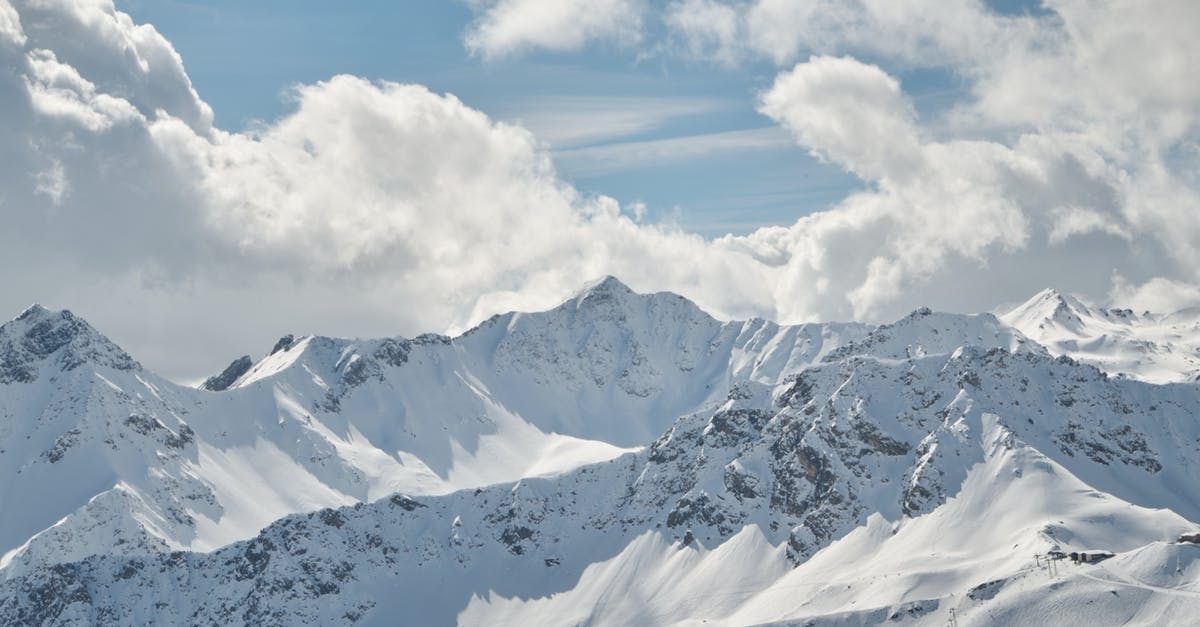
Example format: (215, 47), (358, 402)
(1, 281), (1198, 626)
(1002, 288), (1200, 384)
(0, 278), (868, 577)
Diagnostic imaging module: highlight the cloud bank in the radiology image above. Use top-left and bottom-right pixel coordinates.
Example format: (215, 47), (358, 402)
(1, 0), (1198, 380)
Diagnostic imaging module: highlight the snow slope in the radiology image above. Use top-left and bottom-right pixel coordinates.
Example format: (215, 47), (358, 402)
(1002, 288), (1200, 384)
(2, 293), (1197, 625)
(0, 278), (870, 577)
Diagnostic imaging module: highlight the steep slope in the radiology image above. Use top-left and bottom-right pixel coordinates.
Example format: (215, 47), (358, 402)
(475, 415), (1196, 626)
(0, 305), (197, 571)
(1002, 288), (1200, 384)
(3, 307), (1195, 625)
(223, 277), (869, 447)
(0, 278), (872, 577)
(720, 414), (1197, 626)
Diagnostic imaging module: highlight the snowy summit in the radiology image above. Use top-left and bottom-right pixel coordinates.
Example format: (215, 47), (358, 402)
(1, 280), (1199, 625)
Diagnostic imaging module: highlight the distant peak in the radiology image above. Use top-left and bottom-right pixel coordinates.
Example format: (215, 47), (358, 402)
(578, 275), (635, 298)
(566, 276), (639, 311)
(1, 304), (139, 383)
(506, 275), (714, 330)
(1006, 288), (1071, 312)
(1032, 288), (1090, 310)
(7, 305), (81, 332)
(15, 303), (53, 322)
(11, 305), (91, 329)
(1000, 288), (1095, 334)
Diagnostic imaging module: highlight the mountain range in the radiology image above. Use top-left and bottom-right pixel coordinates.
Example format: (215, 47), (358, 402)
(0, 278), (1197, 625)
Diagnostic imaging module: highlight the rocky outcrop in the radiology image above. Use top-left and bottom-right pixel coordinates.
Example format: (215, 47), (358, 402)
(200, 355), (253, 391)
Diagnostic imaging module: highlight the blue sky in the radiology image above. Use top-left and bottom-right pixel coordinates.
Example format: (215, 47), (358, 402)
(112, 0), (1009, 237)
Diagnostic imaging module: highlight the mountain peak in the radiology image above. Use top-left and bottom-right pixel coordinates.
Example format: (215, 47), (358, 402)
(1003, 288), (1200, 383)
(560, 276), (713, 326)
(1037, 288), (1090, 312)
(1, 305), (139, 384)
(559, 275), (649, 316)
(575, 275), (635, 300)
(1000, 288), (1093, 334)
(15, 303), (52, 321)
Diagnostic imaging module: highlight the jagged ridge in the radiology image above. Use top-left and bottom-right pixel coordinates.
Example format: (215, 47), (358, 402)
(1, 282), (1198, 625)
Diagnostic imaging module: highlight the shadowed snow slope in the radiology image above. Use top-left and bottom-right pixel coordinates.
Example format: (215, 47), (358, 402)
(1, 284), (1198, 625)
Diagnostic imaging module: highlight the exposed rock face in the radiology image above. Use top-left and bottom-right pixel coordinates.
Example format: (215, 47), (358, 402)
(200, 355), (253, 391)
(270, 335), (296, 355)
(0, 305), (138, 384)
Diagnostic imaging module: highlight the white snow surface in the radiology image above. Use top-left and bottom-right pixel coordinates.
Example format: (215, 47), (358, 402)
(1002, 288), (1200, 384)
(0, 278), (867, 575)
(1, 281), (1198, 626)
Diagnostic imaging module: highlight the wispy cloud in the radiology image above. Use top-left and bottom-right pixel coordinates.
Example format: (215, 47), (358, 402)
(500, 95), (732, 148)
(554, 126), (792, 176)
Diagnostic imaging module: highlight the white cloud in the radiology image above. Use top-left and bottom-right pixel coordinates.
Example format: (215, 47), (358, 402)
(32, 156), (66, 203)
(1109, 276), (1200, 314)
(0, 0), (24, 47)
(23, 47), (142, 131)
(662, 0), (1198, 321)
(752, 47), (1195, 321)
(0, 0), (1197, 381)
(186, 78), (793, 327)
(664, 0), (740, 65)
(1047, 206), (1130, 244)
(759, 56), (922, 182)
(0, 1), (780, 378)
(664, 0), (1029, 68)
(14, 0), (211, 134)
(966, 0), (1200, 138)
(464, 0), (645, 59)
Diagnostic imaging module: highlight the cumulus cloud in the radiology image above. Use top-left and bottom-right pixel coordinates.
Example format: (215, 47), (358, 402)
(15, 0), (211, 133)
(0, 0), (1197, 381)
(691, 0), (1197, 320)
(0, 0), (777, 378)
(751, 55), (1145, 319)
(759, 56), (921, 182)
(1109, 276), (1200, 314)
(175, 76), (787, 324)
(464, 0), (644, 59)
